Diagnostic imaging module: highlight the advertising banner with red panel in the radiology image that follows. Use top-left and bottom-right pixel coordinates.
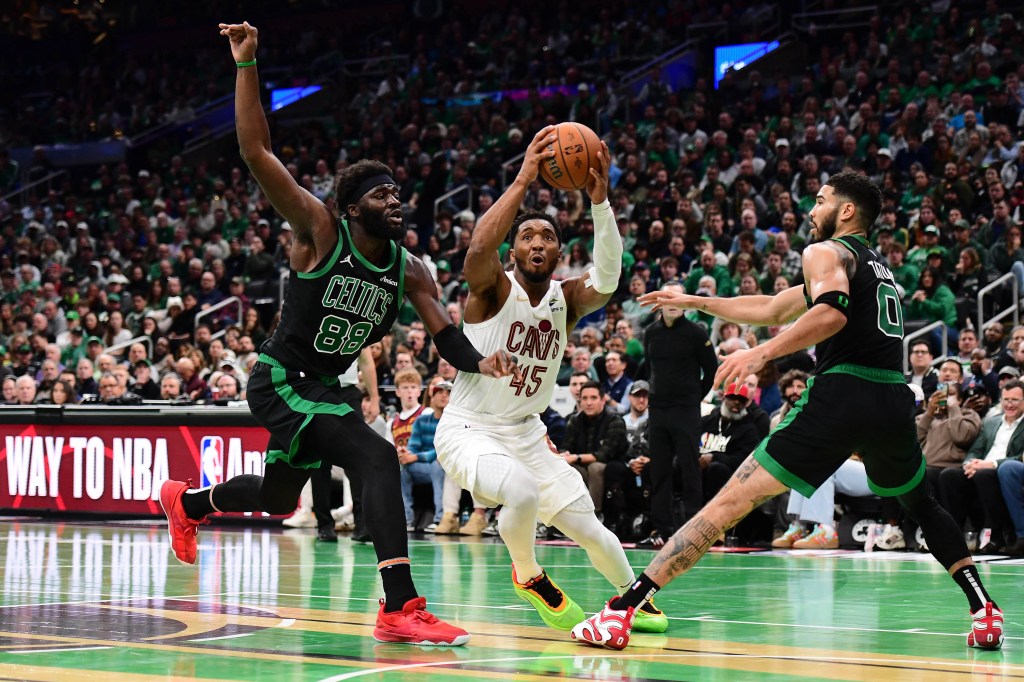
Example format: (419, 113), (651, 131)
(0, 422), (282, 517)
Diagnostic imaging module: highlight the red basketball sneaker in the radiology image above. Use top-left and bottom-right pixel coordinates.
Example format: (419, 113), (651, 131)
(159, 479), (207, 565)
(967, 602), (1004, 650)
(373, 597), (470, 646)
(570, 598), (636, 650)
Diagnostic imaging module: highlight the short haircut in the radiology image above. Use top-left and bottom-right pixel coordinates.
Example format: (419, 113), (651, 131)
(940, 359), (963, 377)
(826, 170), (882, 229)
(509, 211), (561, 245)
(1003, 379), (1024, 394)
(911, 340), (932, 353)
(580, 380), (604, 396)
(570, 371), (592, 381)
(393, 369), (423, 388)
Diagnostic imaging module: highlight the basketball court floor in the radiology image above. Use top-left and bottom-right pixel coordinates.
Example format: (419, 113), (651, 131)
(0, 519), (1021, 680)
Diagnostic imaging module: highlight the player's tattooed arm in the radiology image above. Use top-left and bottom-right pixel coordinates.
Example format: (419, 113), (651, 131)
(823, 240), (857, 281)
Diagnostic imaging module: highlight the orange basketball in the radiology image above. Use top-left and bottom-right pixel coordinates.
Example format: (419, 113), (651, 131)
(538, 122), (602, 191)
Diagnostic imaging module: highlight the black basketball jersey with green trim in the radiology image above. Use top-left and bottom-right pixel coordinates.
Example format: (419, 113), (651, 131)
(810, 234), (904, 374)
(261, 219), (406, 377)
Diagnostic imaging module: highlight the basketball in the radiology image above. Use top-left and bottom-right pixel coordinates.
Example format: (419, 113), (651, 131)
(539, 121), (602, 191)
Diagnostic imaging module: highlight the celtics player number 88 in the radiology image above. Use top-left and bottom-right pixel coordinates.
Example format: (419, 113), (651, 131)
(314, 315), (374, 355)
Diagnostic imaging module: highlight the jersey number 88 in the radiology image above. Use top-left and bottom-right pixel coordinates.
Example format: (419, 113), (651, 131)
(314, 315), (373, 355)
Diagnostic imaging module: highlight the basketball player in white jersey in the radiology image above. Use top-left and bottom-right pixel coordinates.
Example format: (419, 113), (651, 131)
(435, 127), (668, 634)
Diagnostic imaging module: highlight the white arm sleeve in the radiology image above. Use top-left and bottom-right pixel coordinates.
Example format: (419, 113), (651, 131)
(587, 199), (622, 294)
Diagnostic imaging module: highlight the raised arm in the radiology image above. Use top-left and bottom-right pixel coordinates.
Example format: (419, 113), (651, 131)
(562, 141), (617, 326)
(713, 241), (851, 388)
(218, 22), (331, 244)
(639, 283), (808, 327)
(463, 126), (556, 300)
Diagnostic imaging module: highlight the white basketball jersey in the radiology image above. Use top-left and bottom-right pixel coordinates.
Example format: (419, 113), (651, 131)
(449, 272), (567, 419)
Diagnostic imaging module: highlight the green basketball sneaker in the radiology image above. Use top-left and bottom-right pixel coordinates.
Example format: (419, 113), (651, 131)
(512, 566), (584, 631)
(632, 599), (669, 633)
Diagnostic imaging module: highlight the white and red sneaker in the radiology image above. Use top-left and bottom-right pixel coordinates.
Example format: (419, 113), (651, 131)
(967, 602), (1004, 650)
(570, 598), (636, 650)
(159, 479), (208, 565)
(373, 597), (470, 646)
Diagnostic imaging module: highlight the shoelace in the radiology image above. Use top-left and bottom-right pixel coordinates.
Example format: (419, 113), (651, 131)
(524, 572), (564, 608)
(410, 608), (439, 624)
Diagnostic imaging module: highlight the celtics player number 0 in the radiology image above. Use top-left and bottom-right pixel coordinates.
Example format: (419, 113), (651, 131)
(314, 315), (374, 355)
(875, 282), (904, 338)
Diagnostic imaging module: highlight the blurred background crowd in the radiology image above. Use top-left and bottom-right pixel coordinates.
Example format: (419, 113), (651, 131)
(1, 0), (1023, 550)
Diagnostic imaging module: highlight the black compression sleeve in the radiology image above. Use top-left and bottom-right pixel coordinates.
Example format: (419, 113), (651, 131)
(432, 324), (484, 373)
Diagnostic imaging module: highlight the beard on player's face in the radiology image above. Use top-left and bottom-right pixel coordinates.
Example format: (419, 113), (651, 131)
(514, 247), (560, 283)
(811, 205), (839, 242)
(359, 206), (406, 241)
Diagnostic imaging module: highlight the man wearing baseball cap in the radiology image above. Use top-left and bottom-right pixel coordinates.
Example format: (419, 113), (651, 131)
(696, 382), (761, 505)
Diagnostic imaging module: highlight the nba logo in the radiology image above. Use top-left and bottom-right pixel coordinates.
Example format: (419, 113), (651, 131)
(201, 436), (224, 487)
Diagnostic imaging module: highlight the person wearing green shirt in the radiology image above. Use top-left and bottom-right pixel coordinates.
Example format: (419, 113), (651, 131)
(907, 266), (959, 337)
(886, 242), (919, 299)
(947, 219), (989, 271)
(684, 250), (733, 298)
(908, 226), (948, 268)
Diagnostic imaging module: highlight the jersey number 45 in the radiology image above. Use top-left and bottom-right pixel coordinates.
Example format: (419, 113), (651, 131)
(509, 365), (548, 398)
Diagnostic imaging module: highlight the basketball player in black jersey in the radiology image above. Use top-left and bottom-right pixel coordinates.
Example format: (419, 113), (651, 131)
(572, 172), (1004, 651)
(158, 21), (516, 647)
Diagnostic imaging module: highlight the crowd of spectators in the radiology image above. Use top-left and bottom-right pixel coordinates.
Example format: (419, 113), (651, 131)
(0, 0), (1023, 548)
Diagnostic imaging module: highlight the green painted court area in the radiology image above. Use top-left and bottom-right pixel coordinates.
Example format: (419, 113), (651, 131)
(0, 520), (1021, 681)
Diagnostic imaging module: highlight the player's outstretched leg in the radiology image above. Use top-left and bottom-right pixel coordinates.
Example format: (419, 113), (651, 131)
(897, 481), (1003, 650)
(572, 457), (786, 649)
(161, 473), (272, 564)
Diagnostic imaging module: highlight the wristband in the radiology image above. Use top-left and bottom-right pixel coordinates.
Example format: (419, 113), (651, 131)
(236, 59), (257, 68)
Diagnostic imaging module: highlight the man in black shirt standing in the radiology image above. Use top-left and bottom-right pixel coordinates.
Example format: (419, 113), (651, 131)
(637, 282), (717, 548)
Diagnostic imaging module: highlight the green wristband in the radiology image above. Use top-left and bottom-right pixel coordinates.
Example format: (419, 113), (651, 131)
(236, 59), (257, 68)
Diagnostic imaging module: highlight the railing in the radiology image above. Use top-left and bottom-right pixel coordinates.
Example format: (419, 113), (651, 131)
(341, 54), (410, 78)
(433, 185), (473, 222)
(183, 121), (238, 154)
(104, 335), (153, 359)
(977, 272), (1020, 332)
(903, 321), (948, 374)
(0, 170), (67, 206)
(500, 151), (527, 191)
(278, 271), (290, 311)
(792, 5), (877, 32)
(126, 94), (234, 149)
(195, 296), (242, 341)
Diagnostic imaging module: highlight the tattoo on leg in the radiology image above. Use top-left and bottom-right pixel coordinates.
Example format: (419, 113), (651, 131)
(735, 457), (761, 483)
(650, 514), (721, 581)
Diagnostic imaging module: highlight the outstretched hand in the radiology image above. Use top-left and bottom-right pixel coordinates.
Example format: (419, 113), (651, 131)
(218, 21), (258, 63)
(713, 347), (766, 392)
(517, 126), (558, 184)
(478, 349), (522, 380)
(637, 288), (701, 312)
